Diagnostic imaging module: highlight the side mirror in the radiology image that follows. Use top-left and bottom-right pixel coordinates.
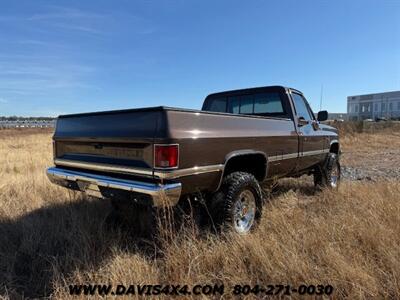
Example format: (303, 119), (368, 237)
(317, 110), (328, 122)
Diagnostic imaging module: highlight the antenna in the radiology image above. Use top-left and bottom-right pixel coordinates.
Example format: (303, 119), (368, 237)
(319, 84), (324, 111)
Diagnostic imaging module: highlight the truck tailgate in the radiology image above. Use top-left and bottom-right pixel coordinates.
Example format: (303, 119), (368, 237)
(53, 108), (166, 175)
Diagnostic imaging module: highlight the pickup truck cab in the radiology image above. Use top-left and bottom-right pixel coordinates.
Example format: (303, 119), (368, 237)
(47, 86), (340, 234)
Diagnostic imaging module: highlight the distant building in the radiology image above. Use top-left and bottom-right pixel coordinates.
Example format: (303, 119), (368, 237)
(347, 91), (400, 121)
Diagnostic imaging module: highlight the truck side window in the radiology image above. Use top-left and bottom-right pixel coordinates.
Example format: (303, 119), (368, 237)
(207, 97), (227, 112)
(254, 93), (284, 114)
(227, 96), (240, 114)
(292, 93), (313, 121)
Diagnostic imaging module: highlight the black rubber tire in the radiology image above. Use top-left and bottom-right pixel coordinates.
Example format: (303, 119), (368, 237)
(314, 153), (341, 189)
(209, 171), (263, 234)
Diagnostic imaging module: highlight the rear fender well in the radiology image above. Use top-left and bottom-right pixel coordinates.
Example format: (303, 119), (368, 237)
(215, 150), (268, 191)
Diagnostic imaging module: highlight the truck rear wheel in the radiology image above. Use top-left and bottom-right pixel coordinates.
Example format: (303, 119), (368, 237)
(314, 153), (341, 189)
(209, 172), (263, 234)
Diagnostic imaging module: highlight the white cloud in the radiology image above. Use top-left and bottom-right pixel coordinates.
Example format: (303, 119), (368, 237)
(0, 56), (99, 96)
(0, 6), (107, 35)
(54, 23), (103, 34)
(28, 6), (106, 21)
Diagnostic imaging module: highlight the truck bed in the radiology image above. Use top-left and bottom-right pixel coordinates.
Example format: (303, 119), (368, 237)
(53, 106), (298, 186)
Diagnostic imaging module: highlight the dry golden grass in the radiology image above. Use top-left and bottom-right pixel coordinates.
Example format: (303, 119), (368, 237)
(0, 129), (399, 299)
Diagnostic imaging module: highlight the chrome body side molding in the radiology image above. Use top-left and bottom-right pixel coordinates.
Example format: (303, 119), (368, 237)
(155, 164), (224, 179)
(300, 149), (330, 157)
(268, 149), (329, 162)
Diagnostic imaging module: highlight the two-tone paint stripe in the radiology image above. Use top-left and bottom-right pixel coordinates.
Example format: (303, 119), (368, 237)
(268, 149), (330, 162)
(55, 149), (330, 180)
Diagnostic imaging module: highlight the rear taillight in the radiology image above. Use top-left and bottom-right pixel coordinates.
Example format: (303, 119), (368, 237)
(154, 144), (179, 168)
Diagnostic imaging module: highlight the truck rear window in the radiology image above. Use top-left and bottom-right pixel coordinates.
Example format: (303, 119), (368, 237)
(207, 97), (227, 112)
(204, 92), (287, 117)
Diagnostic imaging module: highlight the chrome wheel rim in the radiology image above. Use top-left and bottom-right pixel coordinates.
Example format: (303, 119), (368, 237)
(330, 163), (340, 188)
(233, 189), (256, 234)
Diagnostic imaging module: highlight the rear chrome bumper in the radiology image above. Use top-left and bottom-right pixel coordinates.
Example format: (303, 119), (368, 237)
(46, 167), (182, 207)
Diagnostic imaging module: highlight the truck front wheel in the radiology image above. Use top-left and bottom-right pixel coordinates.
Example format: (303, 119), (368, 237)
(209, 172), (263, 234)
(314, 152), (341, 189)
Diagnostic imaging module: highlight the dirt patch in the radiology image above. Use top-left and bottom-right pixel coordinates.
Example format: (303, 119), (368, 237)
(341, 149), (400, 181)
(340, 130), (400, 181)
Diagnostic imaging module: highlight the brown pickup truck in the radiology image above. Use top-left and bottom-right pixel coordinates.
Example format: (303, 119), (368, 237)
(47, 86), (340, 234)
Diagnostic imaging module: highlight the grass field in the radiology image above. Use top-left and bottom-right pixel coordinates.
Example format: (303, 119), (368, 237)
(0, 128), (399, 299)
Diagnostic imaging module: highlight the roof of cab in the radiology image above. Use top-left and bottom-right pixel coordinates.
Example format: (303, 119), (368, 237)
(205, 85), (303, 100)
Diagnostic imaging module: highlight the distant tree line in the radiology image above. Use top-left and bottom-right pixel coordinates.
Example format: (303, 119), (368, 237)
(0, 116), (55, 121)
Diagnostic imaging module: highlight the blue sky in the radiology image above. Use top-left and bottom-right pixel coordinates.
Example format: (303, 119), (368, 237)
(0, 0), (399, 116)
